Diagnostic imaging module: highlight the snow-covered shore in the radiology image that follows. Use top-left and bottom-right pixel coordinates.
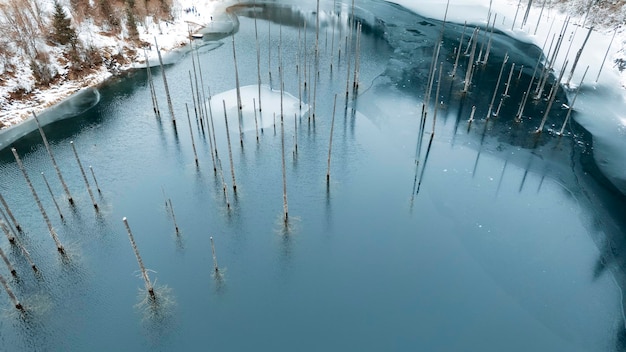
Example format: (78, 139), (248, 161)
(0, 0), (229, 129)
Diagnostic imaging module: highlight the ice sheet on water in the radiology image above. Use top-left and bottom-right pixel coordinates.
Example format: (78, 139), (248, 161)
(572, 84), (626, 193)
(0, 88), (101, 151)
(192, 19), (237, 39)
(208, 84), (309, 133)
(132, 41), (225, 69)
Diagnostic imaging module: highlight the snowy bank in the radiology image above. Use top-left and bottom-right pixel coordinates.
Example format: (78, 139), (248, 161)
(0, 0), (240, 150)
(0, 0), (229, 130)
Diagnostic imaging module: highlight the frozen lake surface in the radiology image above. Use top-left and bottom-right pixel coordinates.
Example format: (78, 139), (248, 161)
(0, 0), (625, 350)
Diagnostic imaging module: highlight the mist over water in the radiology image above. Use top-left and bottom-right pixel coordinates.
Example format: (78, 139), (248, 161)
(0, 1), (625, 351)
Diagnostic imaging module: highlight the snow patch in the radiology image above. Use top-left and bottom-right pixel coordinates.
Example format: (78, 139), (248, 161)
(210, 84), (309, 134)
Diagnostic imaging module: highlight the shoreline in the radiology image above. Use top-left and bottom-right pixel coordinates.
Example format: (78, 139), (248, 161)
(2, 1), (624, 135)
(0, 0), (234, 131)
(0, 67), (112, 129)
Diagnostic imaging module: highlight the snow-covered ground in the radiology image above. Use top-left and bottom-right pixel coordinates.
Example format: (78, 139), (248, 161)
(0, 0), (224, 127)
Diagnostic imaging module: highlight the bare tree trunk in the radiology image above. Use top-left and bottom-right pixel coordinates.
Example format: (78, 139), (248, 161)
(522, 0), (534, 28)
(566, 26), (593, 85)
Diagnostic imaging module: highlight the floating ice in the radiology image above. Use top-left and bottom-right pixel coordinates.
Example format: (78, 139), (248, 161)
(0, 88), (100, 151)
(208, 84), (309, 133)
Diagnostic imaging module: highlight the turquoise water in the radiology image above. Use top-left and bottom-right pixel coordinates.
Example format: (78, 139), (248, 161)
(0, 1), (625, 350)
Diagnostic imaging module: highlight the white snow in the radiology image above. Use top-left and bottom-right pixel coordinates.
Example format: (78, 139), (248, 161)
(0, 0), (224, 127)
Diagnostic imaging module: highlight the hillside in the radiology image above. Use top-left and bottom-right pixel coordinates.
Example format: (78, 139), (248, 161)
(0, 0), (215, 127)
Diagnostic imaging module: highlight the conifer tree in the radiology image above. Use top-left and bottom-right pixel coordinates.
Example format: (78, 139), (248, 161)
(126, 0), (139, 41)
(51, 1), (77, 46)
(99, 0), (120, 31)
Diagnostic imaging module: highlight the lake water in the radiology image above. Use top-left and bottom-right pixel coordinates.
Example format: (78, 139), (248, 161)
(0, 0), (625, 350)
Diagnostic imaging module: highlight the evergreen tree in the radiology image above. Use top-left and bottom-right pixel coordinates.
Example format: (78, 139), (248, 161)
(99, 0), (121, 31)
(51, 1), (77, 46)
